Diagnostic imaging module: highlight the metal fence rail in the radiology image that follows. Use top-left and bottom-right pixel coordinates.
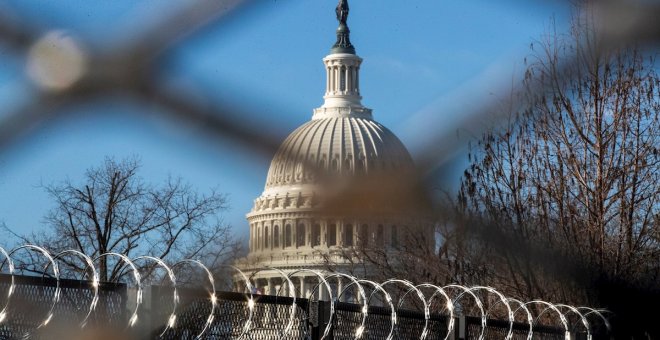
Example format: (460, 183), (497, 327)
(323, 301), (450, 340)
(464, 316), (565, 340)
(151, 290), (451, 340)
(150, 286), (310, 340)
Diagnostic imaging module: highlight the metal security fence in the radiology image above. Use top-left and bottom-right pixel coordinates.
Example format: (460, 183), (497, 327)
(0, 273), (443, 340)
(0, 273), (127, 339)
(150, 291), (451, 340)
(323, 302), (451, 340)
(463, 316), (565, 340)
(150, 286), (310, 340)
(0, 270), (614, 339)
(0, 242), (612, 339)
(462, 316), (609, 340)
(0, 271), (614, 339)
(0, 274), (584, 340)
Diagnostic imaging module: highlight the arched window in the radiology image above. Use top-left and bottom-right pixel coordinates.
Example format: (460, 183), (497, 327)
(312, 223), (321, 247)
(273, 225), (280, 248)
(356, 157), (364, 172)
(340, 66), (346, 91)
(264, 226), (269, 249)
(391, 226), (398, 248)
(285, 224), (292, 248)
(332, 157), (339, 172)
(344, 157), (352, 171)
(359, 224), (369, 247)
(344, 224), (354, 246)
(350, 66), (356, 92)
(297, 223), (306, 247)
(327, 224), (337, 246)
(295, 162), (304, 181)
(376, 224), (384, 245)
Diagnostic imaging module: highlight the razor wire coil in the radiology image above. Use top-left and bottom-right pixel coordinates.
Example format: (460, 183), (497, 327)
(0, 245), (611, 339)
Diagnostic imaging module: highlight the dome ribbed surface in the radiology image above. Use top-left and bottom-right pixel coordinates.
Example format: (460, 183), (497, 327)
(265, 116), (414, 190)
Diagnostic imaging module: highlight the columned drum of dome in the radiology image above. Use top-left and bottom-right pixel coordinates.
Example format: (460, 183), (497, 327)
(235, 0), (433, 298)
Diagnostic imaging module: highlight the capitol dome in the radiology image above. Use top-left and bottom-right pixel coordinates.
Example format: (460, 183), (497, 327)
(236, 0), (433, 299)
(264, 114), (415, 192)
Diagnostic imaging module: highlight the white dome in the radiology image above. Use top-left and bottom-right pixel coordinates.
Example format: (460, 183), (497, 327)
(236, 7), (433, 291)
(264, 116), (414, 191)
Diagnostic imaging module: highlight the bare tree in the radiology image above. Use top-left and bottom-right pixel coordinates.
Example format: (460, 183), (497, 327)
(328, 8), (660, 317)
(458, 10), (660, 302)
(7, 156), (241, 282)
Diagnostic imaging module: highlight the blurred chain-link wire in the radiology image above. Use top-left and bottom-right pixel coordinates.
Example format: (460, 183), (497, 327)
(2, 0), (660, 191)
(2, 0), (660, 337)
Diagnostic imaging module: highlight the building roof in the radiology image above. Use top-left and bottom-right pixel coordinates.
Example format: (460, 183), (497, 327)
(263, 115), (414, 192)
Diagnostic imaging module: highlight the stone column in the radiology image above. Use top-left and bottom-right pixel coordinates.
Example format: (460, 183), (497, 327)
(306, 222), (311, 247)
(257, 223), (261, 251)
(299, 276), (306, 298)
(266, 278), (273, 296)
(250, 224), (254, 252)
(268, 224), (272, 250)
(345, 66), (351, 94)
(334, 66), (339, 94)
(278, 219), (283, 249)
(326, 66), (330, 93)
(292, 219), (297, 249)
(321, 222), (326, 247)
(331, 66), (335, 94)
(318, 277), (324, 301)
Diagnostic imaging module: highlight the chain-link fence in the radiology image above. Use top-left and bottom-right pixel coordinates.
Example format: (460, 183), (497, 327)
(1, 0), (660, 338)
(1, 270), (612, 339)
(0, 273), (127, 339)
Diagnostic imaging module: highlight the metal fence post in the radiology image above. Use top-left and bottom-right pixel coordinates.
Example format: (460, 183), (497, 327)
(310, 300), (333, 340)
(142, 285), (154, 340)
(119, 283), (129, 330)
(458, 315), (466, 340)
(447, 317), (457, 340)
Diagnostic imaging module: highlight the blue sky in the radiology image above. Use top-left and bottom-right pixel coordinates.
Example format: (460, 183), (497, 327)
(0, 1), (570, 241)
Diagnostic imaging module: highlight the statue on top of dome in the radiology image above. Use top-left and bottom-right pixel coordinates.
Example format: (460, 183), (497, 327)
(331, 0), (355, 54)
(336, 0), (349, 25)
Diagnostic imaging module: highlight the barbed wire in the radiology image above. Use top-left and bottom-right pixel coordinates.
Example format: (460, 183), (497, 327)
(0, 244), (610, 339)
